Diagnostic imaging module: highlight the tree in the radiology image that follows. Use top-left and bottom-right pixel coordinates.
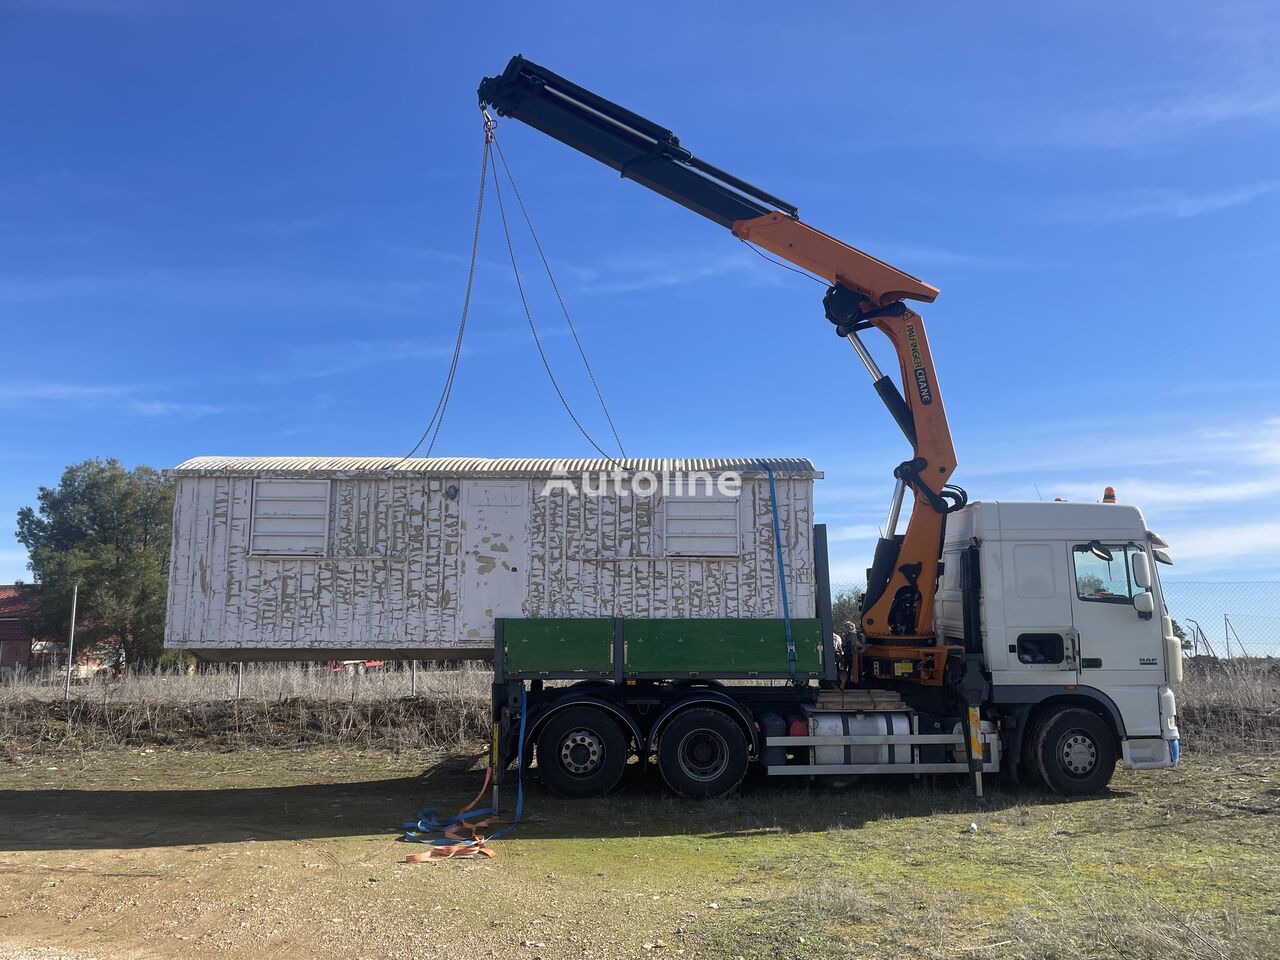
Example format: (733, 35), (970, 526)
(1171, 618), (1190, 653)
(831, 585), (864, 633)
(16, 459), (173, 667)
(1076, 573), (1105, 596)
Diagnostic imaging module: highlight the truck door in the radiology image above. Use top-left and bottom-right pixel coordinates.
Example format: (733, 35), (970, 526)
(998, 541), (1077, 683)
(459, 481), (531, 641)
(1068, 543), (1165, 736)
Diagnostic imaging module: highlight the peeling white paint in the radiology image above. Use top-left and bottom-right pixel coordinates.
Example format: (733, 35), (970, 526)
(164, 461), (817, 657)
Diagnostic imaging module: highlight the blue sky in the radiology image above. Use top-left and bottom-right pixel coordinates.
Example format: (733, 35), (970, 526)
(2, 0), (1278, 586)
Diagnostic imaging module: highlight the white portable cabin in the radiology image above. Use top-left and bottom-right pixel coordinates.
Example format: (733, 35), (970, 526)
(164, 456), (823, 661)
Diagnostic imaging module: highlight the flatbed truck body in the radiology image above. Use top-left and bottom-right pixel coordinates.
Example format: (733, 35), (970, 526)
(492, 503), (1180, 798)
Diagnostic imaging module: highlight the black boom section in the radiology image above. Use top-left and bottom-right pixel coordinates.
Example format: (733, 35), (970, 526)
(478, 55), (797, 228)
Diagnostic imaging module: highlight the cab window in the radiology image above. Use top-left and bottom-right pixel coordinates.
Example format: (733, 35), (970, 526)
(1072, 543), (1141, 603)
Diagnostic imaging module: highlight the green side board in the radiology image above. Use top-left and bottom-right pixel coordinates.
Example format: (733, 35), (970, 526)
(502, 617), (824, 678)
(503, 618), (613, 675)
(623, 618), (822, 675)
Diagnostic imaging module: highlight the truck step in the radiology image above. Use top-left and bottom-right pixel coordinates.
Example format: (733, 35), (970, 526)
(765, 761), (997, 776)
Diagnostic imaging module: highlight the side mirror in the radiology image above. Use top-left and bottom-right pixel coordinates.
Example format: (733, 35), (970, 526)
(1132, 551), (1152, 589)
(1087, 540), (1113, 562)
(1153, 548), (1173, 565)
(1133, 592), (1155, 619)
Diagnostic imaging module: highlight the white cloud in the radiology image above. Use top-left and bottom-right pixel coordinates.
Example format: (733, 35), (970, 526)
(1156, 521), (1280, 571)
(263, 339), (460, 383)
(126, 400), (224, 418)
(959, 417), (1280, 482)
(869, 241), (1022, 270)
(819, 416), (1280, 582)
(572, 248), (789, 296)
(1051, 181), (1280, 223)
(981, 418), (1280, 574)
(0, 267), (444, 315)
(1043, 82), (1280, 150)
(828, 558), (869, 587)
(0, 381), (225, 420)
(0, 382), (132, 403)
(1049, 476), (1278, 508)
(827, 523), (883, 543)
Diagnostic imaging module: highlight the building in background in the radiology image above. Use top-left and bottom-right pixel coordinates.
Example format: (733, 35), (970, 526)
(0, 584), (40, 676)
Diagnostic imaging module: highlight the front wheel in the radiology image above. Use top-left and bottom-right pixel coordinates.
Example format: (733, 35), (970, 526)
(1031, 707), (1117, 795)
(535, 707), (628, 798)
(656, 708), (750, 799)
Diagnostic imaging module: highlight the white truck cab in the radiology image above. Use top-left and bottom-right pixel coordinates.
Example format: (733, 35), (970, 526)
(938, 500), (1181, 789)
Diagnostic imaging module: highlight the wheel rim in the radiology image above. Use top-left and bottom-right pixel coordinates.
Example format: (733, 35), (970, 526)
(559, 728), (605, 776)
(1057, 730), (1098, 777)
(677, 728), (730, 782)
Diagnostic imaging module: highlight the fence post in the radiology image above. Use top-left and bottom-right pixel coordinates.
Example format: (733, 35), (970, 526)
(236, 661), (243, 700)
(63, 582), (79, 701)
(411, 659), (417, 697)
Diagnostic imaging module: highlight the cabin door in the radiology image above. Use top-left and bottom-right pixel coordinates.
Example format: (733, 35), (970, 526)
(459, 481), (531, 642)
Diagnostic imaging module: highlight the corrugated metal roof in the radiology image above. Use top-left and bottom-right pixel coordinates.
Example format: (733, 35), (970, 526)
(170, 456), (822, 478)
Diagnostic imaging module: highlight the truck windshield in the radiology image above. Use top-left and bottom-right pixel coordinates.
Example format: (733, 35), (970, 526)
(1072, 544), (1144, 603)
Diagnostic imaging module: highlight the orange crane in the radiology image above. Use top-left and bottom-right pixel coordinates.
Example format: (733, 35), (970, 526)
(479, 55), (968, 686)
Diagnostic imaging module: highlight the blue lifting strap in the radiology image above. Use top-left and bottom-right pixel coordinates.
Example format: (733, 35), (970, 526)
(763, 463), (796, 680)
(401, 685), (528, 855)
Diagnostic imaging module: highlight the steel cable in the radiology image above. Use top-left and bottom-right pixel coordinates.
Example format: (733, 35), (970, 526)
(489, 148), (620, 463)
(394, 132), (491, 465)
(492, 136), (627, 458)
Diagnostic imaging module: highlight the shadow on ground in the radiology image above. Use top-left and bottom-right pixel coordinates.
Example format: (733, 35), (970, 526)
(0, 752), (1110, 852)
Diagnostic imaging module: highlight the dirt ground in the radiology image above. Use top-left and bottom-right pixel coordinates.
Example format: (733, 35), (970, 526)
(1, 746), (1277, 960)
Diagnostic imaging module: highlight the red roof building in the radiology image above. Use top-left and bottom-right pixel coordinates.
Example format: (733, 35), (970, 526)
(0, 584), (40, 672)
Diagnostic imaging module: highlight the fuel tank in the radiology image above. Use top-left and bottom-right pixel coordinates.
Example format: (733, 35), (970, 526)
(809, 711), (913, 766)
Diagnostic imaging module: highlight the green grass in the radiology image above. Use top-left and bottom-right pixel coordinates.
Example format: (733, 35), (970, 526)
(0, 747), (1276, 959)
(514, 757), (1280, 958)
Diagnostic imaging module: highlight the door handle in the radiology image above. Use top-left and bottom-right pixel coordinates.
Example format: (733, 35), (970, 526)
(1081, 657), (1102, 669)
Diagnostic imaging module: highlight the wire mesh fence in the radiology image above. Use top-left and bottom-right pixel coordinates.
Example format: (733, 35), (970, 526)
(832, 580), (1280, 659)
(1159, 581), (1280, 659)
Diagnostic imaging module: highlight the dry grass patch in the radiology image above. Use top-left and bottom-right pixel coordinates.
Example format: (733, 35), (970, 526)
(1177, 659), (1280, 754)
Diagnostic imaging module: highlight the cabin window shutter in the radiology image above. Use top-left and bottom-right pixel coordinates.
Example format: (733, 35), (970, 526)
(250, 479), (330, 556)
(664, 488), (740, 557)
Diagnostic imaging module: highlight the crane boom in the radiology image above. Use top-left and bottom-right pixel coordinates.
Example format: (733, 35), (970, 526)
(480, 55), (966, 684)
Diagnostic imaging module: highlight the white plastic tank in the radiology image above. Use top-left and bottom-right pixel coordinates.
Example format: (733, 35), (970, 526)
(810, 711), (913, 765)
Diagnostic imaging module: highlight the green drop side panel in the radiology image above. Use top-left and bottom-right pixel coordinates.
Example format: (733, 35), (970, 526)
(503, 618), (613, 675)
(623, 618), (823, 676)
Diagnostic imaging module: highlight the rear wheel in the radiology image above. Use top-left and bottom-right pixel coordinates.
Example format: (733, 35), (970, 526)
(657, 708), (750, 799)
(1031, 707), (1117, 795)
(535, 707), (628, 798)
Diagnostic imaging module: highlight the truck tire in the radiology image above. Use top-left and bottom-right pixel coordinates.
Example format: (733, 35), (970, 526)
(656, 708), (749, 799)
(1031, 707), (1117, 796)
(535, 707), (628, 798)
